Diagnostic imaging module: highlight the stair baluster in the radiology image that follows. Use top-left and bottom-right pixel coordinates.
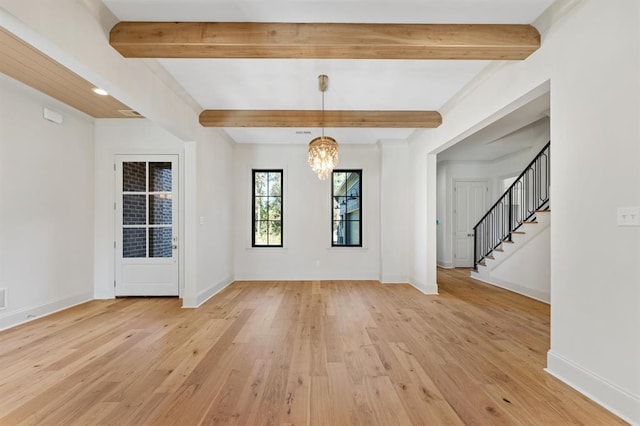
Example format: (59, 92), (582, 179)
(473, 141), (550, 270)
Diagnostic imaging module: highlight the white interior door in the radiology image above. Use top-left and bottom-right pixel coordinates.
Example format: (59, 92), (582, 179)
(453, 180), (488, 267)
(115, 155), (179, 296)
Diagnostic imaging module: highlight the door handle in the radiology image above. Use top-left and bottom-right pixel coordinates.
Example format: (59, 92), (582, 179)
(467, 233), (474, 237)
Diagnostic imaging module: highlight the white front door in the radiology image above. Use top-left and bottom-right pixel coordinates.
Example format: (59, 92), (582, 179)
(115, 155), (179, 296)
(453, 180), (489, 268)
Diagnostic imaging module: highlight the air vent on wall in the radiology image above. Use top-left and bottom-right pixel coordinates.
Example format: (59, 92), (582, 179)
(43, 107), (63, 124)
(0, 288), (6, 310)
(118, 109), (143, 118)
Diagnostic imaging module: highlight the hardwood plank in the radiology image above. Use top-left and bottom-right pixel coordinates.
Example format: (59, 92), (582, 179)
(310, 376), (335, 426)
(110, 22), (540, 60)
(0, 270), (626, 425)
(326, 362), (361, 426)
(199, 109), (442, 128)
(280, 284), (312, 425)
(199, 346), (258, 424)
(361, 375), (413, 425)
(310, 293), (328, 377)
(388, 342), (465, 425)
(253, 286), (299, 425)
(227, 358), (272, 425)
(0, 330), (151, 424)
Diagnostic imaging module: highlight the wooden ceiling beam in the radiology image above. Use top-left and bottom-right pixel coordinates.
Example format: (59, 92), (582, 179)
(110, 22), (540, 60)
(199, 110), (442, 128)
(1, 27), (140, 119)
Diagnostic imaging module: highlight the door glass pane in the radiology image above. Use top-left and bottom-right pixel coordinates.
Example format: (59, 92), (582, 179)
(150, 227), (172, 258)
(149, 162), (172, 192)
(149, 194), (172, 225)
(123, 194), (147, 225)
(123, 162), (146, 192)
(123, 228), (147, 258)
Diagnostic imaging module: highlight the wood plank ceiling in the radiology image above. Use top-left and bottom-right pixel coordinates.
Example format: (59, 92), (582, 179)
(109, 22), (540, 129)
(0, 27), (141, 119)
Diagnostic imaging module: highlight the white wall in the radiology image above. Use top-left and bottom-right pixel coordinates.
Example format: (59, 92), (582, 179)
(190, 128), (235, 306)
(436, 161), (448, 267)
(545, 3), (640, 421)
(233, 143), (381, 280)
(407, 143), (437, 293)
(91, 116), (236, 309)
(411, 1), (640, 422)
(0, 74), (94, 330)
(472, 214), (551, 303)
(437, 119), (550, 267)
(488, 224), (550, 302)
(379, 140), (410, 283)
(93, 119), (184, 299)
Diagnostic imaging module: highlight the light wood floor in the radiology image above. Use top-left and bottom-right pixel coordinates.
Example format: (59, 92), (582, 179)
(0, 268), (625, 425)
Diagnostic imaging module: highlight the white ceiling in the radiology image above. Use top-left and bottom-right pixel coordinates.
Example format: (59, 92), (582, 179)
(101, 0), (555, 24)
(102, 0), (555, 147)
(438, 92), (550, 162)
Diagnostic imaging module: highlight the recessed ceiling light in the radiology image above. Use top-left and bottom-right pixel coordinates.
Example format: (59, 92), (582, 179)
(92, 87), (108, 96)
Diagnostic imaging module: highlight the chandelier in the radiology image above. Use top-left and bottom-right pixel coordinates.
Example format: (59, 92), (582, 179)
(308, 74), (338, 180)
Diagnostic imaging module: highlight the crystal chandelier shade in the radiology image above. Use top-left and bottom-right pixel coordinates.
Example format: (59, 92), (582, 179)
(308, 136), (338, 180)
(308, 74), (338, 180)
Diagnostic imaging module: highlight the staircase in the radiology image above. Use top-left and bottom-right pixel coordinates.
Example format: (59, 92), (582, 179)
(471, 210), (550, 302)
(471, 142), (550, 300)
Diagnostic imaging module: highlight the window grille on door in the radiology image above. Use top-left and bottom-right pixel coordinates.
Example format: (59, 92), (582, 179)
(122, 161), (173, 258)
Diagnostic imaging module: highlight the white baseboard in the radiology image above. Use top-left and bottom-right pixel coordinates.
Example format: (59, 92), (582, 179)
(407, 278), (439, 295)
(233, 272), (379, 281)
(182, 276), (234, 308)
(0, 291), (93, 331)
(380, 274), (410, 284)
(546, 350), (640, 425)
(94, 290), (115, 300)
(470, 275), (550, 304)
(436, 261), (454, 269)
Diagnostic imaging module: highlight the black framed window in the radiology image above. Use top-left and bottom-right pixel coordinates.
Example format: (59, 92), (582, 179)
(332, 170), (362, 247)
(252, 170), (283, 247)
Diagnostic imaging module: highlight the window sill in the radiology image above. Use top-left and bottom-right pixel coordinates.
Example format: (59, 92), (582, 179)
(326, 246), (368, 252)
(245, 247), (288, 253)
